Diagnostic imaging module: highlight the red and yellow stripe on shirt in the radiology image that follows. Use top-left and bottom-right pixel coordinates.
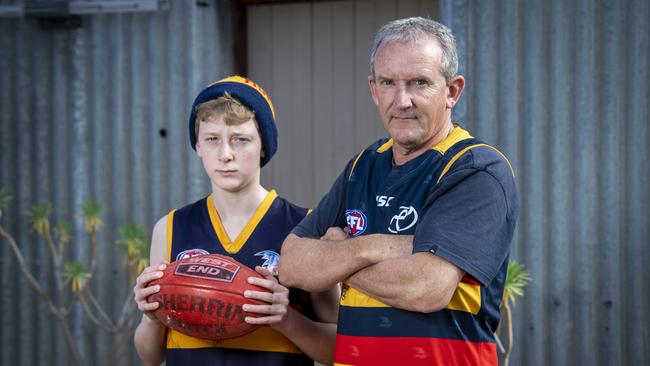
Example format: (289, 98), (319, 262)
(335, 276), (496, 366)
(340, 276), (482, 314)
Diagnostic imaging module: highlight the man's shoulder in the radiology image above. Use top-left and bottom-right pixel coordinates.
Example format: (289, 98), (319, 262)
(446, 142), (515, 181)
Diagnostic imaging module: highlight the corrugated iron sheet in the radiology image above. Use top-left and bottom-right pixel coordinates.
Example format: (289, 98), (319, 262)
(440, 0), (649, 364)
(0, 0), (232, 364)
(1, 0), (649, 365)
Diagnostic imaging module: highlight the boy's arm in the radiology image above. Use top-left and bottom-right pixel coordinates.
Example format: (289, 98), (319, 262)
(272, 307), (338, 365)
(243, 267), (340, 365)
(311, 284), (341, 323)
(133, 216), (168, 366)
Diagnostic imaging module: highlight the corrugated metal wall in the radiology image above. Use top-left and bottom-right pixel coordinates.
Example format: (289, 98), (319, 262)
(438, 0), (650, 364)
(2, 0), (649, 365)
(248, 0), (650, 365)
(0, 0), (233, 365)
(248, 0), (437, 208)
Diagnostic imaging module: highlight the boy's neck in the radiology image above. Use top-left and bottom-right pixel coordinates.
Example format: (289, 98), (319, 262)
(211, 183), (269, 221)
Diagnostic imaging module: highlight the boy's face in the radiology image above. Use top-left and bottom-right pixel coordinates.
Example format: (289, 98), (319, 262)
(195, 116), (263, 193)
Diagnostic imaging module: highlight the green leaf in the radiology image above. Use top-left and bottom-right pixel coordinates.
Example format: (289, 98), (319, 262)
(117, 223), (149, 259)
(0, 187), (11, 219)
(0, 187), (12, 208)
(25, 203), (52, 235)
(26, 203), (52, 220)
(503, 260), (531, 306)
(64, 261), (92, 293)
(80, 198), (103, 232)
(55, 221), (72, 245)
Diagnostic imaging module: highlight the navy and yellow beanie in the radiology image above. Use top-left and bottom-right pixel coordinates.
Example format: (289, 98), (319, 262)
(189, 76), (277, 167)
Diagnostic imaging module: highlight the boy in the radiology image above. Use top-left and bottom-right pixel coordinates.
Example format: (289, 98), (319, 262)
(133, 76), (338, 365)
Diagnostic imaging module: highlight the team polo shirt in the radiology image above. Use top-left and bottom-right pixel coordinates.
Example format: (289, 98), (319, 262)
(165, 190), (314, 366)
(293, 126), (519, 366)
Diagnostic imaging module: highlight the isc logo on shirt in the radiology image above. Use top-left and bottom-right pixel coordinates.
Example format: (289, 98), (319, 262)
(345, 209), (367, 236)
(376, 195), (394, 207)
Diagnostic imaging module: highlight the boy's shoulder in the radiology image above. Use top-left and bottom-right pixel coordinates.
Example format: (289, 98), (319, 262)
(271, 195), (309, 225)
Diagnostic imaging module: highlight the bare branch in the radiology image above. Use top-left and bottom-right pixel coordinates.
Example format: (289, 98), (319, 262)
(43, 229), (59, 271)
(88, 231), (98, 277)
(0, 225), (61, 316)
(116, 287), (138, 328)
(85, 285), (117, 327)
(503, 301), (513, 366)
(64, 301), (75, 317)
(56, 314), (86, 366)
(77, 290), (117, 333)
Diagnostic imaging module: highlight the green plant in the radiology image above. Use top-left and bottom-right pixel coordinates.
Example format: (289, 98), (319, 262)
(0, 188), (148, 366)
(495, 259), (532, 366)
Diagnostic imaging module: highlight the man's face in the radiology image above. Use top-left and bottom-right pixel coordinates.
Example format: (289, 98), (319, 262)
(369, 38), (456, 152)
(195, 116), (263, 193)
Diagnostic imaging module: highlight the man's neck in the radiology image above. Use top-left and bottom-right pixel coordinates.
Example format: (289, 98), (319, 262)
(392, 122), (455, 166)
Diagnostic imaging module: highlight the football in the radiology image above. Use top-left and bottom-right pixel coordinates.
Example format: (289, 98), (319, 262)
(147, 253), (269, 340)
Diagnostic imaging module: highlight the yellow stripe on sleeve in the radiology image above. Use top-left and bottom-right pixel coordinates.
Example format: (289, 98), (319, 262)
(437, 144), (515, 184)
(446, 281), (482, 314)
(166, 210), (176, 262)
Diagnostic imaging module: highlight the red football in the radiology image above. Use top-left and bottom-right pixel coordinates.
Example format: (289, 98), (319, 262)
(147, 253), (270, 340)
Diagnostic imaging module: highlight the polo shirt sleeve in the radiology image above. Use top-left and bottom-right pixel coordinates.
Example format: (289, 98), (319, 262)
(291, 161), (351, 239)
(412, 162), (517, 287)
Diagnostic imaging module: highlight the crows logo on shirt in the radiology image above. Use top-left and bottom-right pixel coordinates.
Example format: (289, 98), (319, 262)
(255, 250), (280, 275)
(388, 206), (418, 233)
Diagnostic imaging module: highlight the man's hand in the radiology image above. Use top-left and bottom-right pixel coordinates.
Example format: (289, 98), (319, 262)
(320, 226), (349, 241)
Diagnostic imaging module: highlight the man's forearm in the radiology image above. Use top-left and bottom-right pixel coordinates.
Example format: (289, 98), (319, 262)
(279, 234), (373, 291)
(346, 252), (464, 313)
(279, 233), (411, 292)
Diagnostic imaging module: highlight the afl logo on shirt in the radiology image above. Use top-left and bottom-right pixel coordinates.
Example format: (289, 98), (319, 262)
(346, 209), (367, 236)
(176, 248), (210, 261)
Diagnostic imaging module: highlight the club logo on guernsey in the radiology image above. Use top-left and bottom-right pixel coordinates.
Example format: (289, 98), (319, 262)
(176, 248), (210, 261)
(255, 250), (280, 275)
(346, 209), (368, 236)
(388, 206), (419, 233)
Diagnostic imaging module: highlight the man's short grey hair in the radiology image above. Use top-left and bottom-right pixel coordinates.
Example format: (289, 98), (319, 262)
(370, 17), (458, 83)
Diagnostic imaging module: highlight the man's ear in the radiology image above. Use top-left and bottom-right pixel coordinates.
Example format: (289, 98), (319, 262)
(446, 75), (465, 109)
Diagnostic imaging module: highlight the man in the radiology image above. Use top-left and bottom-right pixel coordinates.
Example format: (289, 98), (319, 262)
(280, 17), (519, 365)
(133, 76), (338, 365)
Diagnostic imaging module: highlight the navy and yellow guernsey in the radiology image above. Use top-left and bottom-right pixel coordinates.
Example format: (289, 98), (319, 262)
(164, 190), (314, 365)
(334, 126), (517, 366)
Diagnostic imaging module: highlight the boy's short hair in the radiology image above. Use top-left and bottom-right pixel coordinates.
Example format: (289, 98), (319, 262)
(194, 93), (258, 139)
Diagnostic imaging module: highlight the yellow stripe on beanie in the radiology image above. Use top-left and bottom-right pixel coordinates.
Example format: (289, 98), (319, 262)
(212, 76), (276, 118)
